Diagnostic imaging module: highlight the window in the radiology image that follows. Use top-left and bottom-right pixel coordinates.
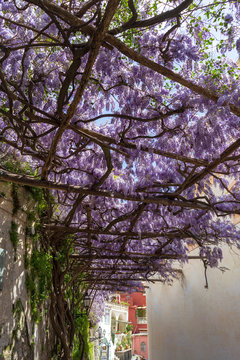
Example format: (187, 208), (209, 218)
(105, 309), (110, 325)
(136, 308), (147, 324)
(141, 341), (146, 352)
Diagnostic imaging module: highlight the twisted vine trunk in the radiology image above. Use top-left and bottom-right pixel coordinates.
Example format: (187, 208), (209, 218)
(49, 259), (76, 360)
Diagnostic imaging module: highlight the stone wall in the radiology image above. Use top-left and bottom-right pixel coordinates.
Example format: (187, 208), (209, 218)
(0, 182), (52, 360)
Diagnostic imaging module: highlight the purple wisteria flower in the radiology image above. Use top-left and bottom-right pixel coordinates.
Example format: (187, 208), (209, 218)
(224, 14), (233, 23)
(236, 38), (240, 53)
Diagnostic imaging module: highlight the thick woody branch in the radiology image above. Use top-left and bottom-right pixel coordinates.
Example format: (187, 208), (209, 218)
(26, 0), (240, 117)
(175, 137), (240, 194)
(109, 0), (193, 34)
(1, 170), (240, 214)
(41, 0), (121, 179)
(45, 224), (191, 239)
(0, 170), (212, 210)
(70, 253), (203, 260)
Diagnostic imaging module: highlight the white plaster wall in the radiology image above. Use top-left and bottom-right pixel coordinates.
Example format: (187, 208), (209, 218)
(147, 246), (240, 360)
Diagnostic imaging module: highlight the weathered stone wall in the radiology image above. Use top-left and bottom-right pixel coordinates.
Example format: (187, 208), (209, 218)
(0, 183), (52, 360)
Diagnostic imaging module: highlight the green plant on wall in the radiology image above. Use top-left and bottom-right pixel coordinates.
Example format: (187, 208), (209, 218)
(126, 324), (133, 332)
(65, 270), (94, 359)
(121, 335), (127, 348)
(126, 331), (131, 347)
(11, 184), (20, 216)
(111, 332), (115, 344)
(0, 163), (92, 359)
(9, 221), (19, 261)
(136, 308), (146, 318)
(72, 313), (94, 360)
(2, 298), (33, 359)
(26, 249), (53, 323)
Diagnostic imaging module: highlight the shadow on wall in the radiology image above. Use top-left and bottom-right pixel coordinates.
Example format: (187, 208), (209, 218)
(0, 183), (52, 360)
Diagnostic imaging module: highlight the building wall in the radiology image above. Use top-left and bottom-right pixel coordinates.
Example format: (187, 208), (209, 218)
(147, 245), (240, 360)
(97, 306), (112, 360)
(98, 300), (129, 360)
(121, 292), (146, 307)
(0, 183), (52, 360)
(132, 334), (148, 359)
(121, 292), (147, 333)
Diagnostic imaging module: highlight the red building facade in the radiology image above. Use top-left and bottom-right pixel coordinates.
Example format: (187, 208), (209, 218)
(132, 333), (148, 359)
(120, 292), (148, 359)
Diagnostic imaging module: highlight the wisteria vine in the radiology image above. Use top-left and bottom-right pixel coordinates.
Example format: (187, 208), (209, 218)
(1, 0), (240, 358)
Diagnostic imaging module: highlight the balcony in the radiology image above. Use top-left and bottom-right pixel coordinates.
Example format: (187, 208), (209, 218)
(137, 317), (147, 324)
(115, 348), (132, 360)
(106, 301), (129, 312)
